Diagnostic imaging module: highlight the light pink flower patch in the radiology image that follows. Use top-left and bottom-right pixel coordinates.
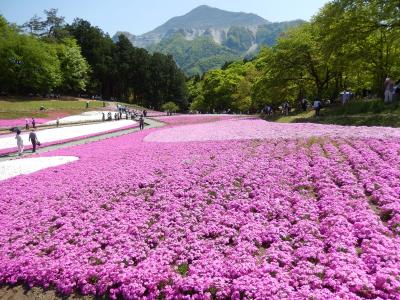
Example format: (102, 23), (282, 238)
(145, 119), (400, 142)
(0, 118), (51, 128)
(154, 114), (244, 126)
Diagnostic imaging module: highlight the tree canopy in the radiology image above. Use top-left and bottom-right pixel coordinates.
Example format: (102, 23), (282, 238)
(0, 11), (186, 110)
(188, 0), (400, 113)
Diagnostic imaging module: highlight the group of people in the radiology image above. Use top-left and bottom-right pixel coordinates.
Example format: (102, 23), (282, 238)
(341, 90), (353, 105)
(11, 106), (151, 156)
(263, 98), (323, 117)
(101, 109), (146, 130)
(15, 128), (40, 156)
(25, 118), (36, 130)
(384, 77), (400, 103)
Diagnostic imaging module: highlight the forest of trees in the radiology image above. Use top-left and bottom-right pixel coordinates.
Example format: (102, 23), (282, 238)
(188, 0), (400, 113)
(0, 10), (186, 110)
(2, 1), (400, 113)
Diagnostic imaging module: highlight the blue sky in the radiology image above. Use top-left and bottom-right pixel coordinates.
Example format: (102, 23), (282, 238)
(0, 0), (329, 36)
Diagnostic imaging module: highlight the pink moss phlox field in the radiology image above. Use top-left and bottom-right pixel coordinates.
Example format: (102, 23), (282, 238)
(0, 117), (400, 299)
(153, 114), (244, 126)
(0, 113), (70, 128)
(145, 119), (400, 142)
(0, 118), (51, 128)
(143, 109), (165, 117)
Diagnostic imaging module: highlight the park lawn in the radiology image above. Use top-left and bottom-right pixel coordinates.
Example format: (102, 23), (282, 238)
(0, 99), (104, 119)
(267, 99), (400, 127)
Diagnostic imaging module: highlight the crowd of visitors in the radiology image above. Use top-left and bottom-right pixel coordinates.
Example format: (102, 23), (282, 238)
(9, 106), (148, 157)
(262, 77), (400, 118)
(383, 77), (400, 103)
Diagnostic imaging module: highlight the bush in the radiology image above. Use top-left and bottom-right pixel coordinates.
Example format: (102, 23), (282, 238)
(161, 101), (179, 113)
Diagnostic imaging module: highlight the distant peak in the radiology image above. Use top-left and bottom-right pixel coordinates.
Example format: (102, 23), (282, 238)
(191, 5), (216, 10)
(186, 5), (226, 15)
(187, 5), (246, 15)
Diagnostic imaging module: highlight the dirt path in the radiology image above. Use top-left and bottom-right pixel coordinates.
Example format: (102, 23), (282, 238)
(0, 285), (94, 300)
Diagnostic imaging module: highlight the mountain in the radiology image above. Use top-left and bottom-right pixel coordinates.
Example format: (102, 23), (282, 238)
(147, 33), (240, 75)
(113, 6), (304, 75)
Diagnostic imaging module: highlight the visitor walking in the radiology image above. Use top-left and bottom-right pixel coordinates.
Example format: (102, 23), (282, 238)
(384, 77), (394, 103)
(313, 98), (322, 116)
(283, 102), (290, 116)
(139, 115), (145, 130)
(102, 112), (105, 122)
(56, 118), (60, 127)
(25, 119), (29, 130)
(86, 101), (89, 109)
(15, 130), (24, 156)
(31, 118), (36, 129)
(29, 129), (40, 153)
(301, 99), (308, 111)
(342, 90), (351, 105)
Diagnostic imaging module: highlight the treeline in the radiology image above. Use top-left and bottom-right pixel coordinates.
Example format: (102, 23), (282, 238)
(188, 0), (400, 113)
(0, 10), (186, 109)
(0, 11), (89, 96)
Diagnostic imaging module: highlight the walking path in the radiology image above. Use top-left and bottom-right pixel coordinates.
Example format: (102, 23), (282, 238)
(0, 118), (165, 162)
(0, 120), (136, 151)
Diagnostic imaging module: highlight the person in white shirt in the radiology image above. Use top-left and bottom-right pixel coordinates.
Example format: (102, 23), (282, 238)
(15, 130), (24, 156)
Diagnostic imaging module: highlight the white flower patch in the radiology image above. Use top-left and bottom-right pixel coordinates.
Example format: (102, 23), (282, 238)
(0, 120), (136, 151)
(0, 156), (79, 181)
(45, 111), (114, 125)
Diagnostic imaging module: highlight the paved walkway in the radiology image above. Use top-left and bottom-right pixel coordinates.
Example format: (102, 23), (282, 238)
(0, 118), (165, 162)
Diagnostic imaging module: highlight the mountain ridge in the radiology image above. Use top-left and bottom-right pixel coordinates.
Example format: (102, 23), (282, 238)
(113, 6), (304, 74)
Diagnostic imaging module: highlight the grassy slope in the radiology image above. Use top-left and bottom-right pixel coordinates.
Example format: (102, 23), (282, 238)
(0, 99), (104, 119)
(267, 99), (400, 127)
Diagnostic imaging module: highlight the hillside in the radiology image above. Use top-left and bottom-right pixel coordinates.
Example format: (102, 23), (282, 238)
(113, 6), (304, 75)
(147, 33), (240, 75)
(266, 99), (400, 128)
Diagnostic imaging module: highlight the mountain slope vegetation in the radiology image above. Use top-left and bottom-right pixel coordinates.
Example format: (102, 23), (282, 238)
(114, 6), (303, 75)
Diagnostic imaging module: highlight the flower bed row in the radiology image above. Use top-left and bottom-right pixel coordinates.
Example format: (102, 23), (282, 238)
(0, 118), (51, 128)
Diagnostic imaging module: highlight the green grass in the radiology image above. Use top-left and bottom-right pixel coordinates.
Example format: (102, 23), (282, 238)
(265, 99), (400, 127)
(0, 99), (104, 119)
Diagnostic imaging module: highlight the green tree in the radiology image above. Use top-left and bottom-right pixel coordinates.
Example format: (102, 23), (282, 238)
(55, 38), (90, 93)
(67, 18), (116, 97)
(0, 16), (61, 94)
(315, 0), (400, 97)
(22, 14), (46, 36)
(162, 101), (180, 113)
